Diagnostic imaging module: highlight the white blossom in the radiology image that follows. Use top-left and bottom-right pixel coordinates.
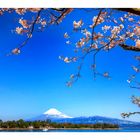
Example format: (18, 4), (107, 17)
(73, 20), (83, 29)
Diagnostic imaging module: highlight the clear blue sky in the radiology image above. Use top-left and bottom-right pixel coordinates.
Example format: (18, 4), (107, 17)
(0, 9), (140, 122)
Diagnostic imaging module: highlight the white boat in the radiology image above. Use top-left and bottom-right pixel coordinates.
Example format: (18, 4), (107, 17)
(42, 128), (48, 131)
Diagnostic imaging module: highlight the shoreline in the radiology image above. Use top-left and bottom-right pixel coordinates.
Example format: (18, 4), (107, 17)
(0, 127), (120, 131)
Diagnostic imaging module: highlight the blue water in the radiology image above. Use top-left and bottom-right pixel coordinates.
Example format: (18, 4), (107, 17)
(1, 128), (140, 132)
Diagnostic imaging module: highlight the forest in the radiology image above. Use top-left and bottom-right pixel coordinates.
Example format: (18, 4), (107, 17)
(0, 119), (119, 129)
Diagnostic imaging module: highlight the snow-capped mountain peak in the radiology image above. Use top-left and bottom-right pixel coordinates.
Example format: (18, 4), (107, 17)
(43, 108), (73, 118)
(44, 108), (62, 115)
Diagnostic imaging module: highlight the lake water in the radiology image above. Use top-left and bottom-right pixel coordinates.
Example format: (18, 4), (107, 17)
(1, 128), (140, 132)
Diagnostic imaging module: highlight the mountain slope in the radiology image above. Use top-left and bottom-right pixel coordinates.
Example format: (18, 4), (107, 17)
(53, 116), (140, 128)
(29, 108), (72, 121)
(28, 108), (140, 128)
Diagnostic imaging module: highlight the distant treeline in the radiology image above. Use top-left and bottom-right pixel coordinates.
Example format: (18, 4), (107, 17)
(49, 122), (119, 129)
(0, 119), (119, 129)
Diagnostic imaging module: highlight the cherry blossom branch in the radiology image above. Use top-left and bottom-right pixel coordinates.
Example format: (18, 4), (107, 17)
(121, 112), (140, 118)
(66, 10), (105, 86)
(130, 86), (140, 89)
(7, 8), (44, 56)
(119, 44), (140, 52)
(126, 61), (140, 88)
(81, 8), (140, 16)
(115, 8), (140, 16)
(9, 8), (73, 55)
(66, 36), (115, 86)
(55, 8), (73, 24)
(19, 8), (43, 49)
(92, 37), (115, 79)
(90, 9), (104, 79)
(91, 9), (103, 46)
(121, 95), (140, 118)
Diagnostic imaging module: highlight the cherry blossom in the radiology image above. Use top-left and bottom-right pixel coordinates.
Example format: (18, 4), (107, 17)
(64, 57), (71, 63)
(134, 26), (140, 36)
(92, 16), (104, 25)
(15, 8), (26, 15)
(102, 25), (111, 32)
(91, 43), (98, 49)
(135, 56), (140, 61)
(93, 33), (103, 41)
(119, 24), (124, 29)
(132, 96), (140, 107)
(73, 20), (83, 29)
(41, 20), (47, 27)
(136, 40), (140, 48)
(12, 48), (21, 55)
(66, 41), (71, 45)
(128, 18), (134, 22)
(127, 79), (131, 84)
(70, 74), (75, 79)
(103, 72), (109, 77)
(72, 57), (77, 62)
(132, 66), (139, 72)
(111, 26), (121, 34)
(81, 29), (91, 37)
(19, 19), (29, 29)
(15, 27), (24, 34)
(126, 32), (134, 37)
(64, 32), (69, 39)
(119, 17), (124, 22)
(27, 8), (41, 13)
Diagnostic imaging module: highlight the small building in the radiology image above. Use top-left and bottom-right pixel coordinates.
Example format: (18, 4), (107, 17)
(28, 126), (34, 129)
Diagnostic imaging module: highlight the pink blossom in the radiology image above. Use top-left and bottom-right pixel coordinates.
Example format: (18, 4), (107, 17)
(119, 24), (124, 29)
(128, 18), (134, 22)
(76, 41), (85, 48)
(91, 43), (98, 49)
(12, 48), (21, 55)
(76, 38), (89, 48)
(66, 41), (71, 44)
(27, 8), (41, 12)
(132, 65), (139, 72)
(19, 19), (29, 29)
(120, 17), (124, 22)
(73, 20), (83, 29)
(41, 20), (47, 27)
(108, 41), (116, 49)
(15, 27), (24, 34)
(70, 74), (75, 79)
(64, 57), (71, 63)
(93, 33), (103, 40)
(134, 26), (140, 35)
(15, 8), (26, 15)
(64, 32), (69, 39)
(102, 25), (110, 32)
(111, 26), (121, 34)
(92, 16), (104, 25)
(136, 40), (140, 48)
(81, 29), (91, 37)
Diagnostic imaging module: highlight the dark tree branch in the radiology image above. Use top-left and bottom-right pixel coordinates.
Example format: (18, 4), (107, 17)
(119, 44), (140, 52)
(51, 8), (66, 12)
(91, 9), (103, 46)
(19, 8), (44, 49)
(115, 8), (140, 16)
(7, 8), (44, 56)
(55, 8), (73, 24)
(130, 85), (140, 89)
(122, 111), (140, 118)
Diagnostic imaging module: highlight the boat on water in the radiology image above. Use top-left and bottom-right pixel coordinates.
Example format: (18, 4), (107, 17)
(42, 128), (48, 131)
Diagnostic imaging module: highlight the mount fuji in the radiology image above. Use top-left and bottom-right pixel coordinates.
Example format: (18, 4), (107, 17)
(29, 108), (73, 121)
(43, 108), (73, 118)
(28, 108), (140, 128)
